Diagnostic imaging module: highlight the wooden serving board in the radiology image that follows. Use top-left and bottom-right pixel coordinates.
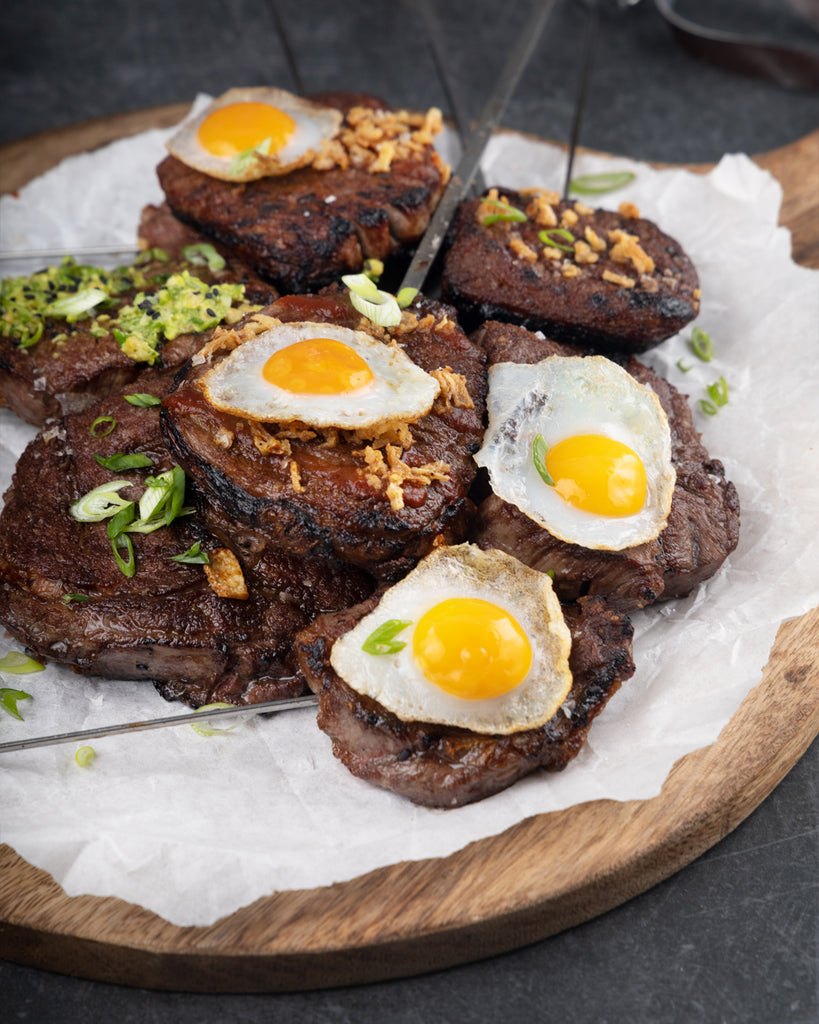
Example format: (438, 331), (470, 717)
(0, 111), (817, 992)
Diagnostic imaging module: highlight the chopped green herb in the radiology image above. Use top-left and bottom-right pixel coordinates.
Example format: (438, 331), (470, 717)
(676, 358), (693, 373)
(479, 198), (527, 226)
(136, 248), (170, 264)
(90, 416), (117, 437)
(363, 258), (384, 281)
(569, 171), (636, 195)
(396, 287), (418, 309)
(362, 619), (413, 656)
(127, 466), (189, 534)
(110, 532), (136, 577)
(689, 326), (714, 362)
(63, 593), (91, 604)
(45, 287), (107, 321)
(191, 702), (239, 737)
(124, 393), (162, 408)
(698, 399), (718, 416)
(228, 136), (272, 177)
(539, 228), (575, 253)
(0, 687), (33, 721)
(74, 745), (96, 766)
(94, 452), (154, 471)
(182, 243), (226, 272)
(70, 480), (133, 522)
(169, 541), (210, 565)
(706, 376), (729, 408)
(0, 651), (44, 674)
(532, 433), (556, 487)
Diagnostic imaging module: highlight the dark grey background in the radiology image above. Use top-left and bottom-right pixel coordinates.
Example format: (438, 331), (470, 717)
(1, 1), (817, 1021)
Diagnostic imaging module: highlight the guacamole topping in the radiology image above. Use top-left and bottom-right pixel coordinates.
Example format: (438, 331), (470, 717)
(0, 255), (247, 364)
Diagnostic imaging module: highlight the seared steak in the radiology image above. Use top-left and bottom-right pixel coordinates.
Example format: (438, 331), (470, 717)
(161, 291), (487, 581)
(441, 188), (700, 354)
(469, 321), (740, 611)
(295, 592), (634, 808)
(156, 94), (448, 295)
(0, 371), (372, 707)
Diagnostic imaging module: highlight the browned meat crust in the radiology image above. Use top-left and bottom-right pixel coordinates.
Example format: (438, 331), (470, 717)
(160, 291), (487, 581)
(295, 592), (634, 808)
(0, 249), (277, 428)
(156, 95), (448, 295)
(441, 189), (700, 354)
(469, 322), (740, 611)
(0, 371), (372, 707)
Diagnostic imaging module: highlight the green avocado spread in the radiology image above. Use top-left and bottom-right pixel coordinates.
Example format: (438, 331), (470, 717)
(0, 254), (248, 364)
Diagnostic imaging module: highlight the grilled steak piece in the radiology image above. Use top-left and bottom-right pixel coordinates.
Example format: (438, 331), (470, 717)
(295, 592), (634, 808)
(156, 94), (448, 295)
(0, 371), (372, 707)
(469, 321), (740, 611)
(441, 188), (700, 354)
(0, 249), (277, 427)
(161, 291), (487, 581)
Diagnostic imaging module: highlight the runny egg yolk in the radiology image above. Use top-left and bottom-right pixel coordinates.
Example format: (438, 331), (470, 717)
(545, 434), (647, 517)
(412, 598), (532, 700)
(262, 337), (375, 395)
(197, 102), (296, 158)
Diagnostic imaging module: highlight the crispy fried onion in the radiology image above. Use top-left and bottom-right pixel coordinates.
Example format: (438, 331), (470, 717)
(430, 367), (474, 412)
(193, 313), (283, 364)
(204, 548), (248, 600)
(355, 443), (450, 511)
(313, 106), (444, 174)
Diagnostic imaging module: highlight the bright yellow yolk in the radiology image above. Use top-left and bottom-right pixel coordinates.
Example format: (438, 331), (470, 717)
(412, 598), (532, 700)
(197, 102), (296, 158)
(262, 338), (374, 395)
(545, 434), (647, 517)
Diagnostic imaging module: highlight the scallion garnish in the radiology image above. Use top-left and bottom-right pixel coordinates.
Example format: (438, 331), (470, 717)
(362, 619), (413, 656)
(94, 452), (154, 471)
(128, 466), (189, 534)
(396, 287), (418, 309)
(479, 198), (527, 226)
(191, 702), (239, 737)
(343, 273), (403, 328)
(228, 137), (272, 177)
(539, 228), (575, 253)
(136, 248), (170, 264)
(569, 171), (636, 195)
(124, 393), (161, 407)
(45, 287), (107, 322)
(110, 532), (136, 577)
(706, 376), (729, 408)
(363, 258), (384, 281)
(676, 358), (693, 373)
(74, 745), (96, 766)
(90, 415), (117, 437)
(0, 651), (44, 674)
(0, 687), (33, 721)
(689, 326), (713, 362)
(169, 541), (210, 565)
(698, 399), (718, 416)
(532, 433), (556, 487)
(63, 593), (91, 604)
(182, 243), (226, 272)
(70, 480), (133, 522)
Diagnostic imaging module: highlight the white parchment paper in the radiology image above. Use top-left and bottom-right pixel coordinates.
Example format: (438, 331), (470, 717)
(0, 112), (817, 927)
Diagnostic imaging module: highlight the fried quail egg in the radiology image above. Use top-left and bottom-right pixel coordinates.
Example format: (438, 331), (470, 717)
(330, 544), (573, 735)
(199, 321), (440, 431)
(474, 356), (675, 551)
(166, 87), (343, 182)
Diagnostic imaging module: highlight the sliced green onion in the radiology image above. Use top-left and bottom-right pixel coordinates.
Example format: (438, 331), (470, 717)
(545, 569), (555, 580)
(107, 501), (136, 540)
(539, 228), (575, 253)
(74, 745), (96, 767)
(348, 290), (402, 328)
(90, 416), (117, 438)
(229, 137), (272, 177)
(0, 651), (44, 674)
(706, 376), (729, 407)
(191, 702), (239, 737)
(569, 171), (636, 195)
(94, 452), (154, 471)
(698, 399), (718, 416)
(128, 466), (188, 533)
(479, 198), (527, 226)
(136, 247), (170, 264)
(689, 326), (713, 362)
(362, 619), (413, 656)
(45, 286), (107, 321)
(70, 480), (133, 522)
(532, 433), (556, 487)
(0, 687), (33, 721)
(110, 532), (136, 577)
(676, 358), (693, 373)
(396, 287), (418, 309)
(18, 320), (44, 349)
(124, 393), (162, 407)
(363, 258), (384, 281)
(63, 593), (91, 604)
(169, 541), (210, 565)
(342, 272), (381, 300)
(182, 243), (226, 272)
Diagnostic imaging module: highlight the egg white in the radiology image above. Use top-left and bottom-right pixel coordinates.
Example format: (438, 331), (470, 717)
(474, 356), (675, 551)
(198, 321), (440, 431)
(166, 87), (343, 182)
(330, 544), (573, 735)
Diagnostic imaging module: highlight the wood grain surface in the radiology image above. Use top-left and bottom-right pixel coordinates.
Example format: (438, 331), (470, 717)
(0, 109), (817, 992)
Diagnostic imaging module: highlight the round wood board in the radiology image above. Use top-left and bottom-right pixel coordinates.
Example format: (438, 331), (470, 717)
(0, 110), (817, 992)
